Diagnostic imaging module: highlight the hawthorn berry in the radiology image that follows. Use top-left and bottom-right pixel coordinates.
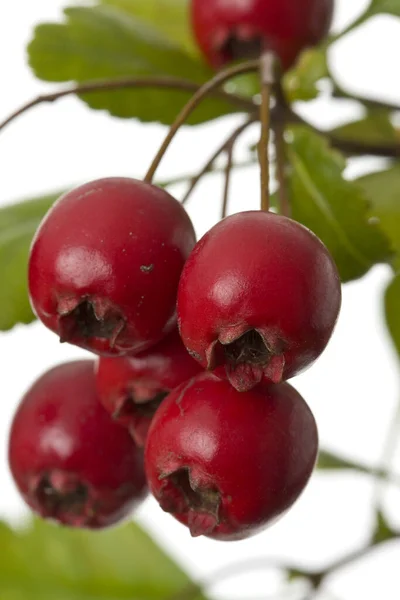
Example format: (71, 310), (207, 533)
(8, 360), (147, 529)
(28, 177), (196, 356)
(177, 211), (341, 392)
(145, 372), (318, 541)
(191, 0), (334, 71)
(95, 329), (202, 446)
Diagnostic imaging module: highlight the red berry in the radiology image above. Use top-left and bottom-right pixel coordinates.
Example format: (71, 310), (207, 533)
(191, 0), (334, 71)
(177, 211), (341, 392)
(95, 329), (202, 446)
(28, 177), (196, 356)
(145, 372), (318, 541)
(8, 360), (147, 529)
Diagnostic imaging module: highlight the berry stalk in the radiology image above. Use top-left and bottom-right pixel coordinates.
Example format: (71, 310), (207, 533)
(144, 60), (260, 184)
(258, 50), (275, 212)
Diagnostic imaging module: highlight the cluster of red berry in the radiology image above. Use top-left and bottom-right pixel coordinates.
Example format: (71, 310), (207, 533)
(8, 0), (340, 542)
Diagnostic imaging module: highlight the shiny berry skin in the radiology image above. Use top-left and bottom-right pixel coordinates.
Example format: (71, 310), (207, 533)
(95, 329), (202, 446)
(145, 372), (318, 541)
(177, 211), (341, 392)
(191, 0), (334, 71)
(28, 177), (196, 356)
(8, 360), (147, 529)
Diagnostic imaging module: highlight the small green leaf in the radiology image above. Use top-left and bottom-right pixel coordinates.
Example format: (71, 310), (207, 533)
(283, 47), (329, 103)
(372, 511), (397, 545)
(331, 110), (398, 145)
(0, 192), (63, 331)
(99, 0), (198, 56)
(367, 0), (400, 18)
(385, 273), (400, 357)
(0, 518), (202, 599)
(28, 5), (239, 125)
(357, 166), (400, 271)
(284, 126), (392, 282)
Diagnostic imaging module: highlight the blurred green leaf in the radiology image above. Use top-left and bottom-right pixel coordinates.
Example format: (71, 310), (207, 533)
(283, 126), (391, 282)
(284, 47), (329, 103)
(99, 0), (198, 56)
(0, 518), (201, 600)
(367, 0), (400, 17)
(357, 166), (400, 271)
(385, 273), (400, 357)
(372, 511), (397, 545)
(28, 5), (241, 125)
(331, 110), (398, 145)
(0, 192), (62, 331)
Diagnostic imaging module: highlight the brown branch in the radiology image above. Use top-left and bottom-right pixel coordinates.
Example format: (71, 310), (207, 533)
(332, 86), (400, 113)
(221, 142), (234, 219)
(273, 78), (291, 217)
(181, 116), (255, 205)
(0, 76), (255, 134)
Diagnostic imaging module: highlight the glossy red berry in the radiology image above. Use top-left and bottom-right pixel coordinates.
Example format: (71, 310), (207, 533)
(8, 360), (147, 529)
(191, 0), (334, 71)
(178, 211), (341, 392)
(28, 177), (196, 356)
(145, 372), (318, 541)
(95, 329), (202, 446)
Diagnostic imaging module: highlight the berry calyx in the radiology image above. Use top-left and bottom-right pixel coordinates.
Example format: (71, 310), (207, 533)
(145, 373), (318, 541)
(191, 0), (334, 71)
(95, 329), (202, 446)
(177, 211), (341, 392)
(28, 177), (196, 356)
(8, 360), (147, 529)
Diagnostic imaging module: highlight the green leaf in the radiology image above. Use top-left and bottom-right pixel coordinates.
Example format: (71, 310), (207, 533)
(283, 47), (329, 103)
(367, 0), (400, 18)
(372, 511), (397, 545)
(99, 0), (198, 57)
(28, 5), (239, 125)
(0, 192), (63, 331)
(385, 273), (400, 357)
(331, 109), (398, 145)
(283, 126), (392, 282)
(0, 518), (202, 600)
(357, 166), (400, 271)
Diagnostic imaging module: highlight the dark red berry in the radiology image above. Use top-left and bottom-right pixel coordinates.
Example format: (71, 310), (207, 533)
(28, 177), (196, 356)
(191, 0), (334, 71)
(177, 211), (341, 392)
(95, 329), (202, 446)
(8, 360), (147, 529)
(145, 372), (318, 541)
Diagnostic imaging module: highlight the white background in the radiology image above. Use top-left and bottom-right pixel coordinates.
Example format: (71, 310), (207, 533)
(1, 1), (400, 598)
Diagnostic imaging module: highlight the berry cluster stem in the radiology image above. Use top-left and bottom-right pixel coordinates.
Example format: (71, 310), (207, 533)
(258, 50), (275, 212)
(144, 60), (260, 184)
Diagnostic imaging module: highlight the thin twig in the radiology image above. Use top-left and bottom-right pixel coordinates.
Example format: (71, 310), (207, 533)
(221, 142), (234, 219)
(332, 86), (400, 113)
(159, 158), (256, 191)
(144, 60), (260, 183)
(0, 76), (255, 134)
(181, 117), (255, 205)
(273, 77), (291, 217)
(258, 50), (275, 211)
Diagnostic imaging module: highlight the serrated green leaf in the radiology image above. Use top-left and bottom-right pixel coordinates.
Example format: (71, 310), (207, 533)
(357, 166), (400, 271)
(372, 511), (397, 545)
(99, 0), (198, 57)
(385, 273), (400, 357)
(283, 47), (329, 103)
(331, 110), (398, 145)
(284, 126), (392, 282)
(0, 518), (202, 600)
(28, 5), (240, 125)
(0, 192), (63, 331)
